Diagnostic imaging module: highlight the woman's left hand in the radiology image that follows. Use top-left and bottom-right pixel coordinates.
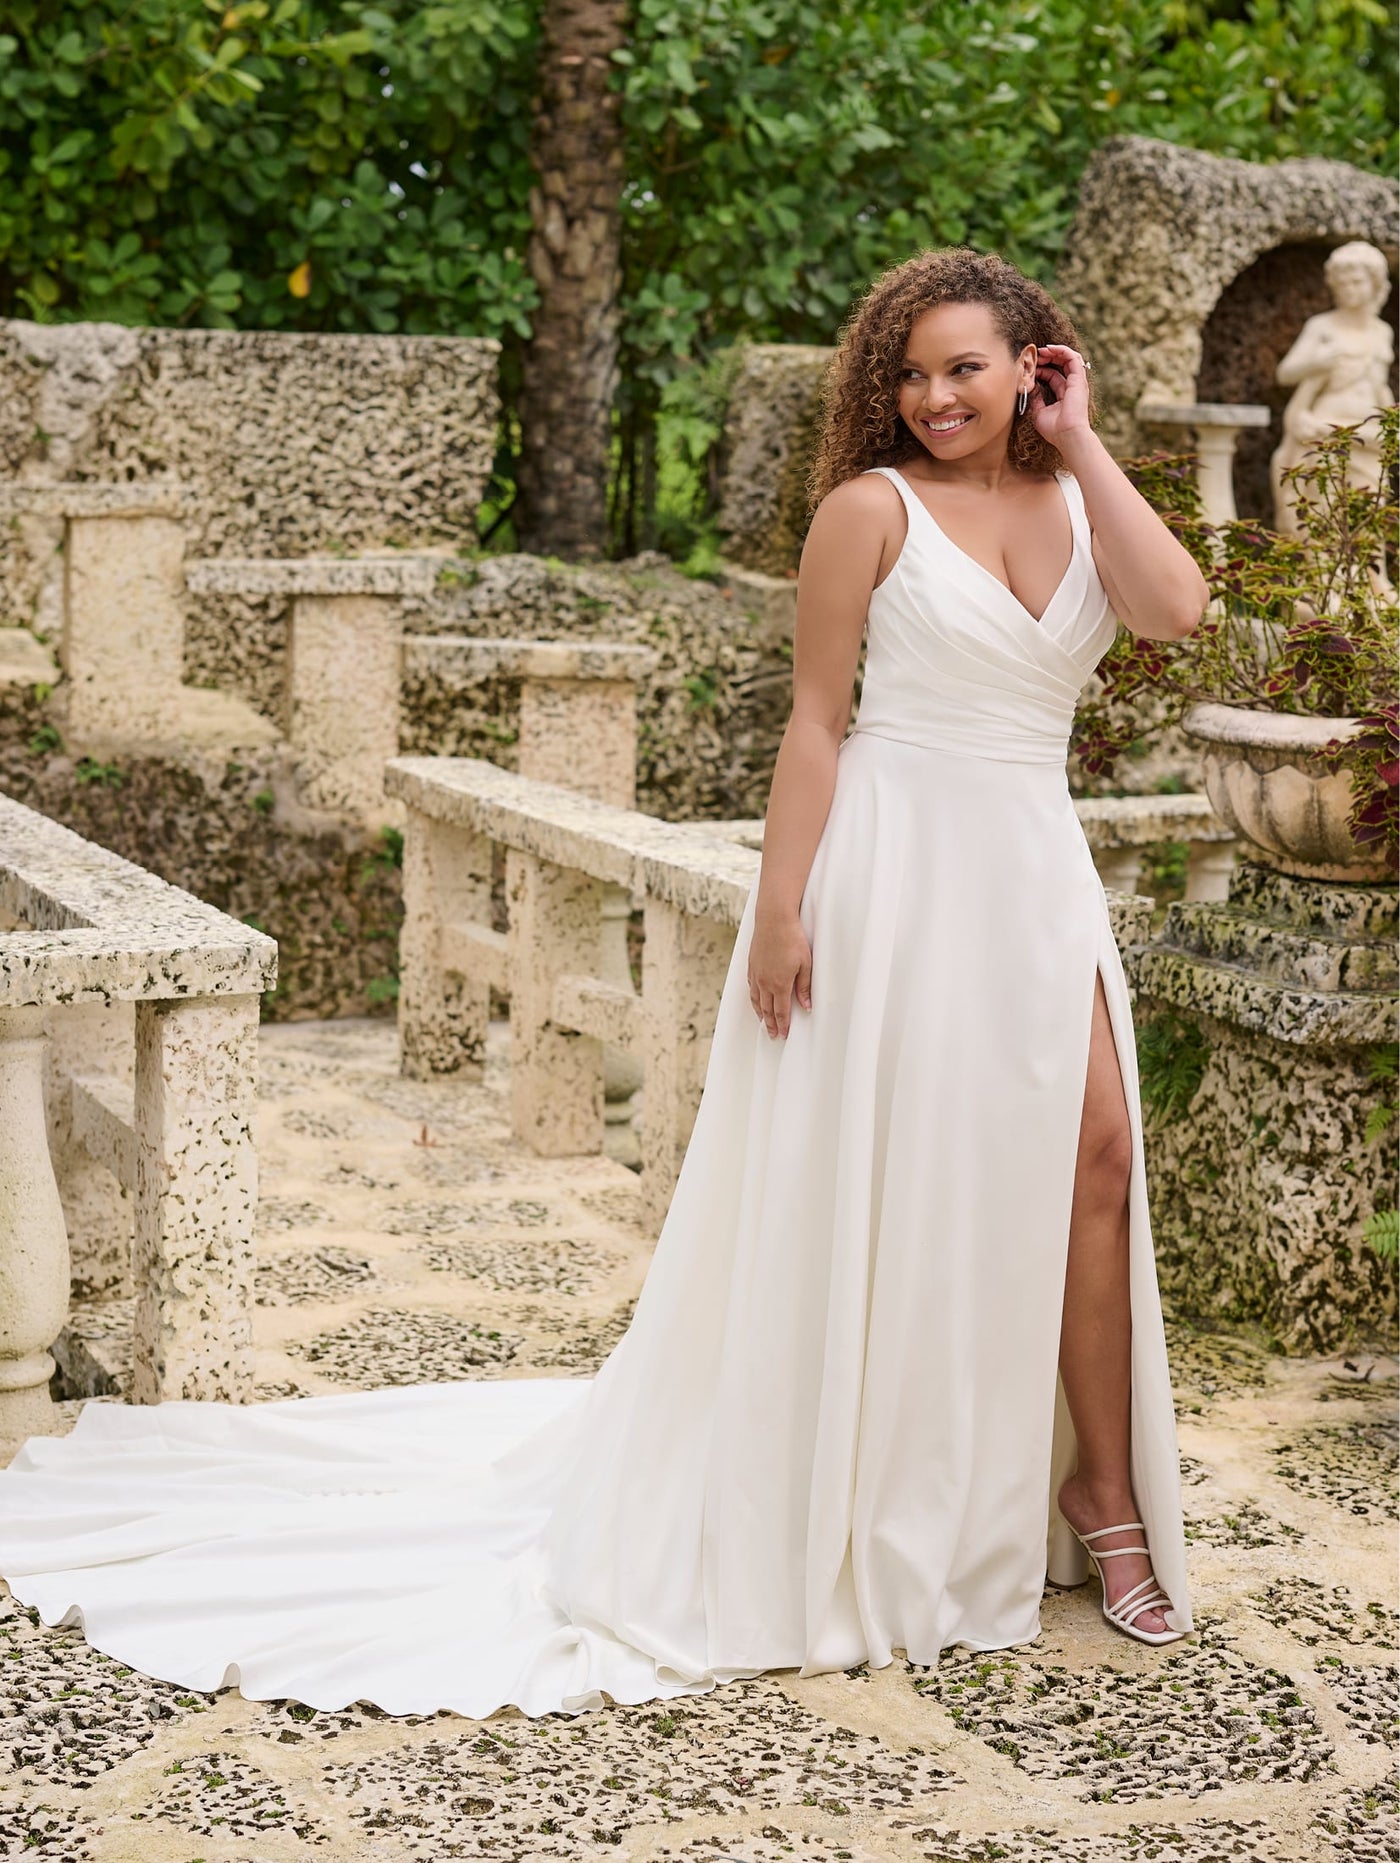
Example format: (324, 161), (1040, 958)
(1029, 343), (1092, 443)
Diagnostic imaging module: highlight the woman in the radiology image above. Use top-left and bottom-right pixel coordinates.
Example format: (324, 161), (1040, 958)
(0, 248), (1208, 1719)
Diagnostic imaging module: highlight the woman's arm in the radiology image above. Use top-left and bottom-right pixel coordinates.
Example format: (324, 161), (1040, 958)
(1060, 427), (1209, 641)
(747, 475), (889, 1037)
(1032, 344), (1209, 643)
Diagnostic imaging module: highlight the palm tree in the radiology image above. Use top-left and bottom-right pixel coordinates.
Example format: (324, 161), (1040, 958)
(514, 0), (627, 560)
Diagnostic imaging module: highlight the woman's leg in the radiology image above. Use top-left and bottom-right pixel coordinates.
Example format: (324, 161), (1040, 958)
(1056, 966), (1170, 1636)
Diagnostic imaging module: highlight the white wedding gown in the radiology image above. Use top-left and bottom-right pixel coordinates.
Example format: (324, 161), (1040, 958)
(0, 464), (1193, 1717)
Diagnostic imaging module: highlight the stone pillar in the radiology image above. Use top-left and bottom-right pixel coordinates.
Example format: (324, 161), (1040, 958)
(45, 1001), (135, 1299)
(1128, 861), (1397, 1352)
(186, 555), (438, 824)
(506, 849), (605, 1155)
(399, 810), (496, 1081)
(518, 675), (639, 807)
(1185, 838), (1238, 904)
(517, 656), (651, 1169)
(131, 994), (259, 1403)
(64, 509), (187, 739)
(287, 593), (403, 820)
(639, 900), (736, 1229)
(0, 1006), (70, 1440)
(1135, 401), (1272, 527)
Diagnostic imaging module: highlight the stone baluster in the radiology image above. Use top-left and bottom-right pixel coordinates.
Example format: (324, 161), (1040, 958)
(399, 812), (498, 1082)
(0, 1006), (71, 1441)
(1091, 847), (1145, 896)
(507, 849), (606, 1154)
(393, 642), (657, 1161)
(1184, 838), (1239, 903)
(131, 995), (261, 1404)
(45, 1001), (136, 1301)
(1135, 401), (1272, 527)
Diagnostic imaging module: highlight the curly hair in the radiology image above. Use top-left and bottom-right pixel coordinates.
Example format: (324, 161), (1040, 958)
(807, 246), (1098, 509)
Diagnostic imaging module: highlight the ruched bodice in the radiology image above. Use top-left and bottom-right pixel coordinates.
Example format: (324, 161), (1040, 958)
(850, 465), (1117, 764)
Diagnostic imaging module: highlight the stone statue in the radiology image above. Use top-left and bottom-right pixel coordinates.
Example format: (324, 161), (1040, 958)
(1270, 240), (1395, 538)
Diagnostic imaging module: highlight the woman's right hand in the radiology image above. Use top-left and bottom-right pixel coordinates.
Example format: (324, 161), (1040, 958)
(747, 911), (813, 1040)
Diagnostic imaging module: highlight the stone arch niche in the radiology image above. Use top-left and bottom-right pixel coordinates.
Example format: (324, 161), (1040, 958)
(1055, 135), (1399, 496)
(1198, 239), (1399, 523)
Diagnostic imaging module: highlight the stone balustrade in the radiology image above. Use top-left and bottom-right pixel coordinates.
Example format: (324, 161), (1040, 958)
(1072, 793), (1240, 900)
(0, 792), (276, 1437)
(12, 502), (662, 829)
(0, 483), (277, 751)
(386, 755), (1155, 1230)
(186, 554), (441, 821)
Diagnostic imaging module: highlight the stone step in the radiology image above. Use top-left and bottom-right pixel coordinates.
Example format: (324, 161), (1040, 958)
(1161, 901), (1398, 995)
(1227, 860), (1398, 942)
(1130, 944), (1395, 1045)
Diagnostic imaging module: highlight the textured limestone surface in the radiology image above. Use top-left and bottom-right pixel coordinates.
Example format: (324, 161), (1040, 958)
(715, 342), (836, 576)
(7, 1015), (1396, 1861)
(397, 550), (800, 825)
(0, 676), (403, 1020)
(0, 319), (499, 636)
(1054, 135), (1398, 480)
(0, 789), (276, 1007)
(1131, 863), (1398, 1352)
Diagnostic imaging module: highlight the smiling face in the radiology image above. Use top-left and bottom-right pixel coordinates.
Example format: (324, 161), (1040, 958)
(896, 300), (1035, 464)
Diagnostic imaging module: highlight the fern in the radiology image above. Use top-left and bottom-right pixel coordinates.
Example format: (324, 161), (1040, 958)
(1362, 1208), (1399, 1262)
(1136, 1013), (1210, 1126)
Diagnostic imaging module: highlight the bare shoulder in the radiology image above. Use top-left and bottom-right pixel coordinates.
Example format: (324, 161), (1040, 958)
(812, 470), (902, 524)
(804, 470), (904, 553)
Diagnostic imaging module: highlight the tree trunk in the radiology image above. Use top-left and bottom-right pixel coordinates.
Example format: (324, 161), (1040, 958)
(514, 0), (627, 561)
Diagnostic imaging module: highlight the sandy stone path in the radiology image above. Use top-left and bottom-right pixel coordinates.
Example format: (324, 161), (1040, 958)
(3, 1017), (1395, 1862)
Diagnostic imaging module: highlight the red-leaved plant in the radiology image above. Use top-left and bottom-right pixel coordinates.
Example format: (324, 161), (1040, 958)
(1073, 407), (1399, 865)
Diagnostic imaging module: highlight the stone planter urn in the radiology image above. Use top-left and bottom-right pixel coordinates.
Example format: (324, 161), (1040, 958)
(1183, 702), (1393, 884)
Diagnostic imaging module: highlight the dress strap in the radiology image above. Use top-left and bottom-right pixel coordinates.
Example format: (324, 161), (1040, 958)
(1056, 469), (1090, 547)
(863, 465), (922, 525)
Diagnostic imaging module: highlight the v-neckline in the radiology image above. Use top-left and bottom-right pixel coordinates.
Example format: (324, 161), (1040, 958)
(889, 468), (1077, 628)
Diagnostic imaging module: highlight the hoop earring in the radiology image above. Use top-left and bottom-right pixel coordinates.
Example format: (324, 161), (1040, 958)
(1017, 387), (1029, 415)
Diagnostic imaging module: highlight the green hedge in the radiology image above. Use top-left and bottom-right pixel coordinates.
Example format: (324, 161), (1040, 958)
(1, 0), (1394, 539)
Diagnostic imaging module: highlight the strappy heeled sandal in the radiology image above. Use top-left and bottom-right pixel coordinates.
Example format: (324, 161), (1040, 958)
(1070, 1519), (1186, 1646)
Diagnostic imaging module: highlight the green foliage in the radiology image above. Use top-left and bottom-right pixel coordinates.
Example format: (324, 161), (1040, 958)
(0, 0), (540, 338)
(1363, 1041), (1397, 1145)
(1363, 1206), (1398, 1261)
(1136, 1011), (1210, 1126)
(1075, 411), (1400, 863)
(357, 822), (404, 883)
(0, 0), (1393, 547)
(72, 755), (123, 787)
(27, 720), (61, 755)
(1358, 1046), (1396, 1263)
(683, 667), (719, 711)
(615, 0), (1396, 377)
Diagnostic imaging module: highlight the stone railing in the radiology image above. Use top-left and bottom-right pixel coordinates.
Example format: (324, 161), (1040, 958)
(0, 792), (276, 1437)
(1073, 794), (1239, 901)
(0, 482), (277, 750)
(387, 755), (1156, 1230)
(9, 489), (659, 830)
